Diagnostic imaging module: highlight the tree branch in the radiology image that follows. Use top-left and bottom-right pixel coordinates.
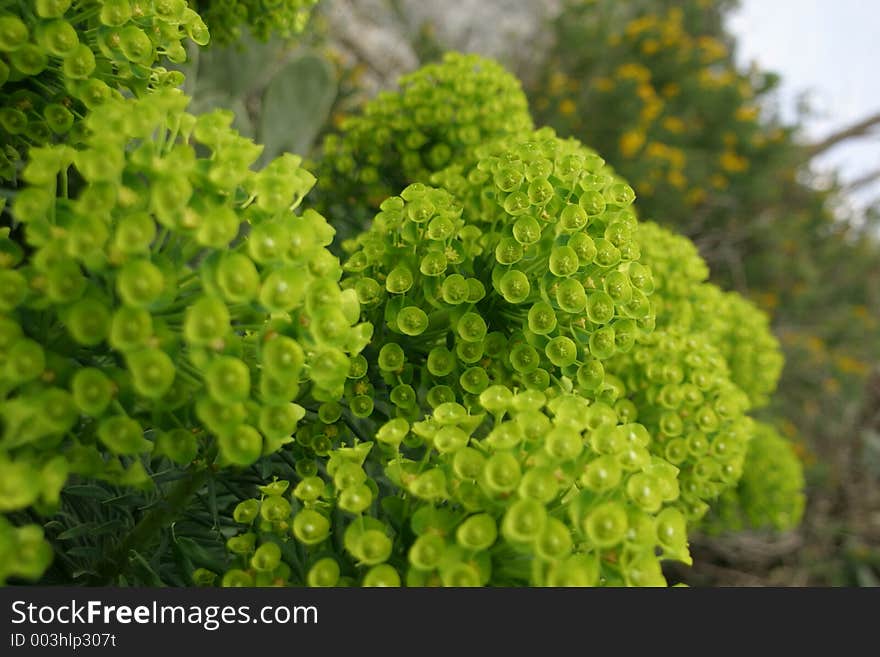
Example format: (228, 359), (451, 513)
(844, 166), (880, 193)
(806, 110), (880, 158)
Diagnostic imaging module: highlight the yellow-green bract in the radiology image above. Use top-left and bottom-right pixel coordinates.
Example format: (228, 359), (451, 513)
(1, 88), (369, 583)
(0, 0), (803, 586)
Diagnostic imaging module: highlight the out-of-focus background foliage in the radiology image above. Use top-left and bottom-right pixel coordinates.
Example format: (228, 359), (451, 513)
(185, 0), (880, 585)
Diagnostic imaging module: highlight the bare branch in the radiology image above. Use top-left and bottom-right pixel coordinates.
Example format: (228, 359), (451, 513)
(844, 167), (880, 193)
(806, 110), (880, 158)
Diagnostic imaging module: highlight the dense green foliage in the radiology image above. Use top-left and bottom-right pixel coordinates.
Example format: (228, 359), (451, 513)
(0, 0), (206, 181)
(634, 222), (783, 408)
(706, 421), (806, 533)
(526, 0), (879, 583)
(1, 87), (369, 582)
(313, 52), (533, 233)
(0, 0), (825, 587)
(192, 1), (318, 45)
(531, 0), (878, 458)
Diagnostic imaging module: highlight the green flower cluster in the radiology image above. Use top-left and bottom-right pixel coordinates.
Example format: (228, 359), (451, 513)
(341, 129), (655, 414)
(689, 285), (784, 408)
(191, 0), (317, 45)
(220, 390), (690, 587)
(1, 0), (803, 587)
(0, 515), (52, 583)
(634, 221), (708, 328)
(610, 329), (753, 521)
(705, 421), (805, 533)
(314, 53), (534, 229)
(635, 221), (783, 407)
(0, 0), (207, 180)
(1, 88), (368, 579)
(235, 126), (736, 586)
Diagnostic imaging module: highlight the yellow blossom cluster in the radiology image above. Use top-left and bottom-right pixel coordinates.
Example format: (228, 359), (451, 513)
(533, 3), (768, 211)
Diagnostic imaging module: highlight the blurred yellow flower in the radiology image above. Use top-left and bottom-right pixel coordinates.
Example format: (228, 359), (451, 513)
(636, 83), (655, 101)
(645, 142), (685, 169)
(594, 77), (614, 92)
(670, 148), (686, 168)
(735, 105), (759, 122)
(698, 68), (736, 88)
(645, 142), (665, 158)
(697, 36), (727, 61)
(549, 71), (568, 94)
(697, 70), (714, 87)
(737, 80), (754, 98)
(617, 62), (651, 82)
(641, 100), (663, 122)
(625, 16), (656, 38)
(620, 130), (646, 157)
(667, 170), (686, 189)
(662, 116), (686, 134)
(661, 29), (682, 47)
(641, 38), (660, 55)
(835, 355), (869, 376)
(559, 98), (576, 116)
(720, 151), (748, 173)
(806, 336), (826, 356)
(710, 174), (729, 190)
(661, 82), (680, 97)
(686, 188), (706, 205)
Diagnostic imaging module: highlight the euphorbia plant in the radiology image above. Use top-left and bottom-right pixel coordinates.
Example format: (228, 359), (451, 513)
(1, 88), (368, 583)
(0, 0), (208, 180)
(0, 2), (803, 587)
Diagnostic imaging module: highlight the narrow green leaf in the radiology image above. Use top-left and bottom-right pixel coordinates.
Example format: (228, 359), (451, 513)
(62, 485), (113, 499)
(56, 520), (124, 541)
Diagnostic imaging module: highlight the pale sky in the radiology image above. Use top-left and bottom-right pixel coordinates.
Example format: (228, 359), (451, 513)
(729, 0), (880, 208)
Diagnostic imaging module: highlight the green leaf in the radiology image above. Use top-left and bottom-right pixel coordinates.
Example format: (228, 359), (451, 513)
(56, 520), (124, 541)
(856, 564), (880, 588)
(380, 495), (406, 529)
(66, 547), (101, 560)
(173, 536), (227, 573)
(127, 550), (164, 586)
(206, 476), (219, 529)
(259, 54), (337, 162)
(61, 485), (113, 499)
